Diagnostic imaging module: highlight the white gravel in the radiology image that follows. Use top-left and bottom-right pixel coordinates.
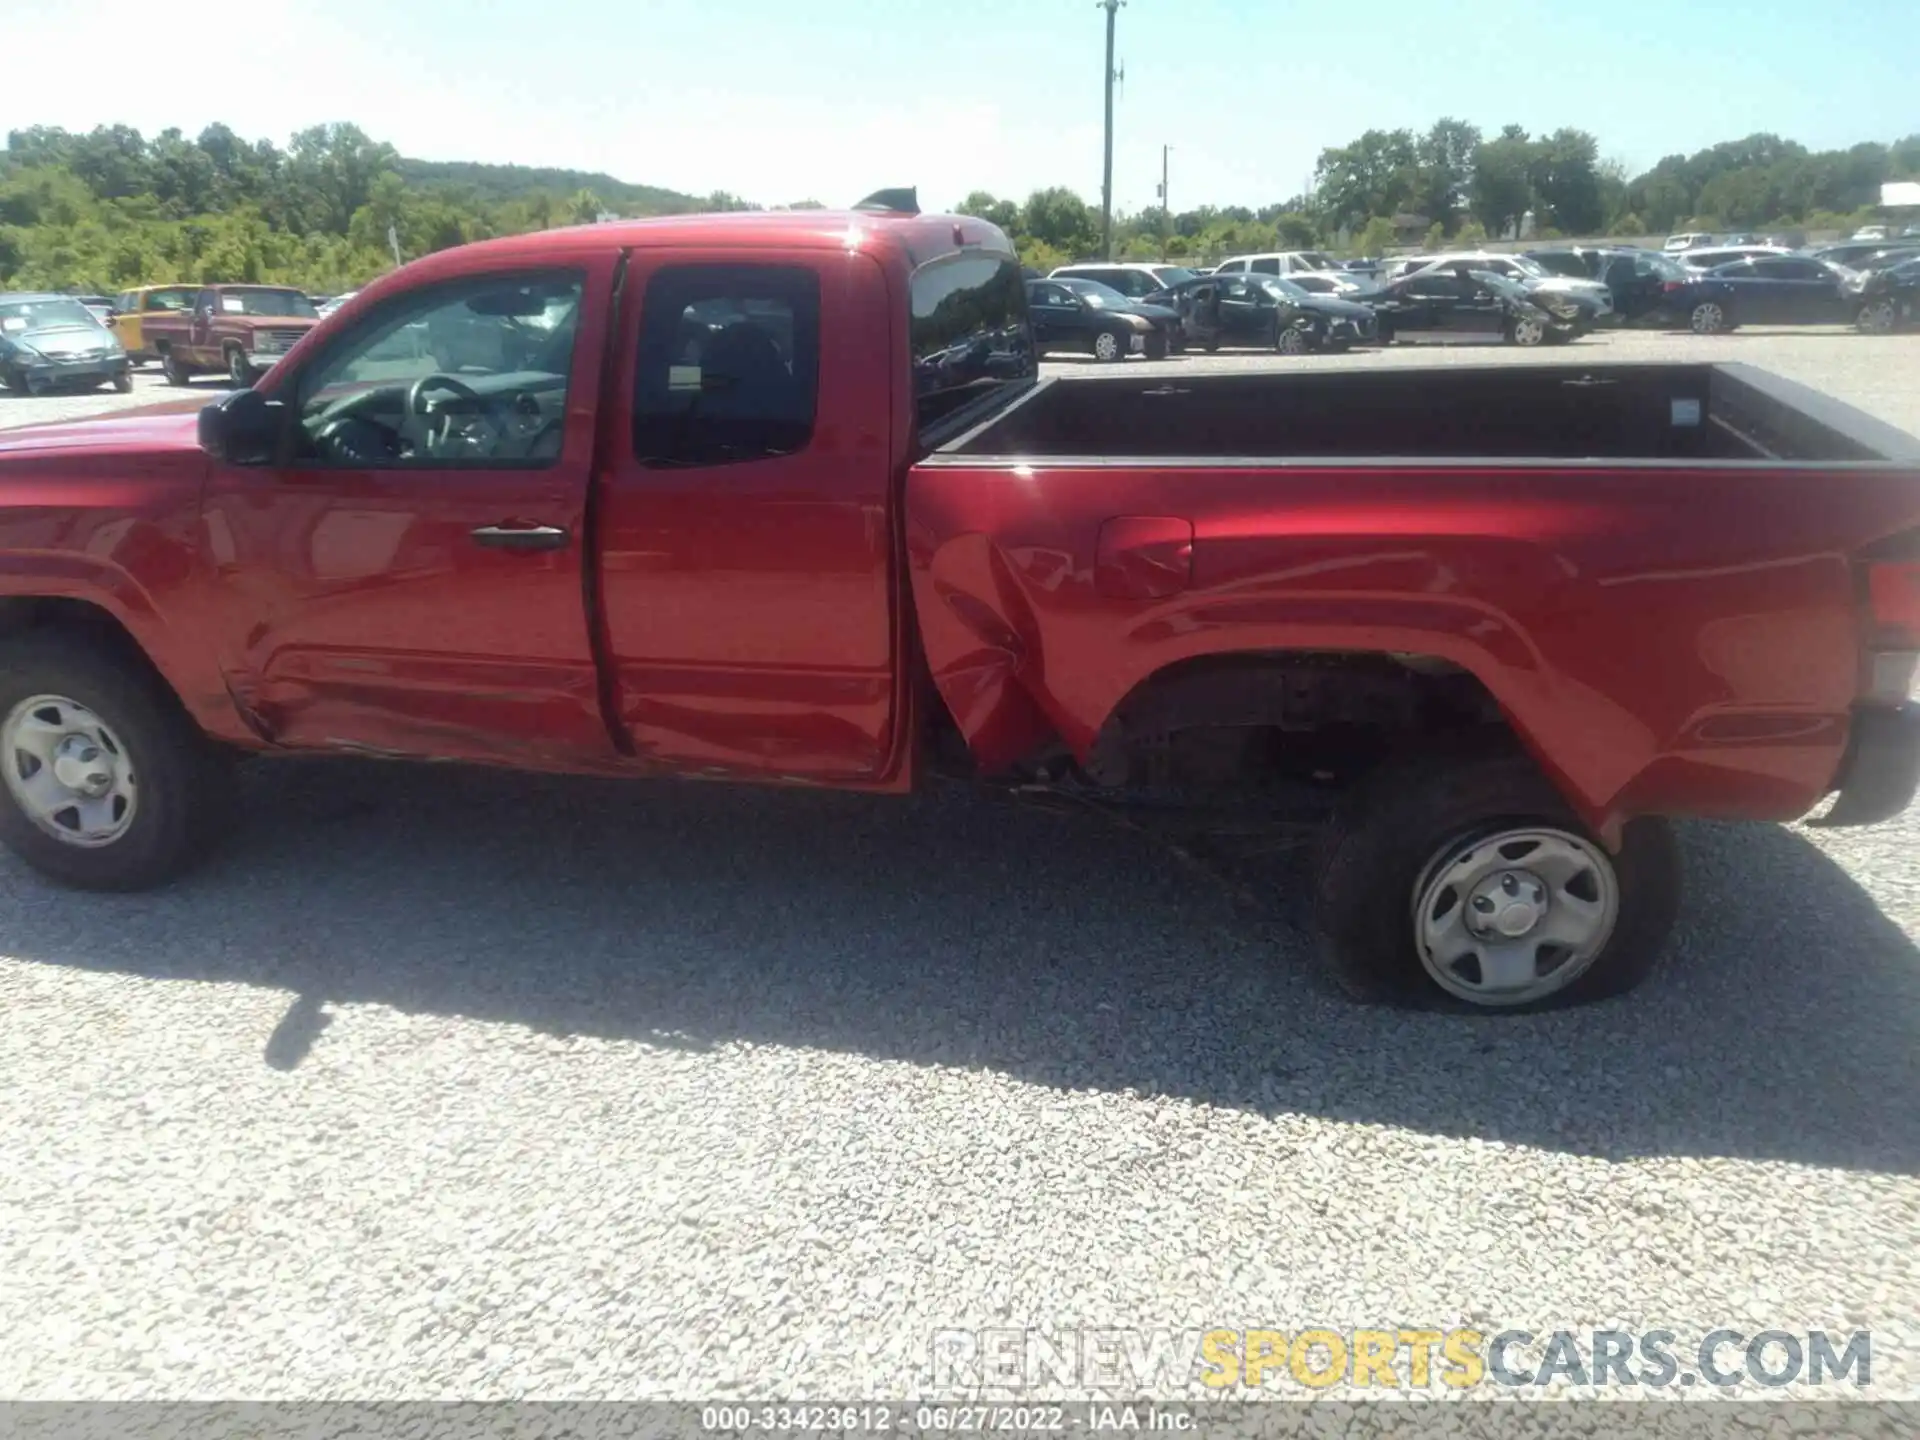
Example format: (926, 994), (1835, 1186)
(0, 332), (1917, 1409)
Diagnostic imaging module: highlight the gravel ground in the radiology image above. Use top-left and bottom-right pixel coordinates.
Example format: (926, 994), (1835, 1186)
(0, 331), (1918, 1410)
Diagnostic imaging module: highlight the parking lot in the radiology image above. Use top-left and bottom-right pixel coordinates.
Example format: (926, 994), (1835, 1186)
(2, 327), (1918, 1402)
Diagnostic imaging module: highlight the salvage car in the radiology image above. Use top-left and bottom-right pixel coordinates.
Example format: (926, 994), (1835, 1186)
(1526, 246), (1693, 325)
(106, 285), (200, 364)
(0, 293), (133, 395)
(1027, 277), (1177, 360)
(1852, 255), (1920, 333)
(1669, 254), (1860, 334)
(1148, 273), (1377, 353)
(1, 204), (1919, 1017)
(1391, 252), (1614, 318)
(144, 283), (323, 387)
(1367, 265), (1592, 345)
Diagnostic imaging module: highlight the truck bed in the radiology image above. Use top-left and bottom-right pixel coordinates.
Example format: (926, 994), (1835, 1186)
(937, 361), (1920, 466)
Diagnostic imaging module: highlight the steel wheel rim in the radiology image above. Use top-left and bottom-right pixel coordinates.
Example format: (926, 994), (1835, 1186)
(1410, 825), (1620, 1007)
(1691, 303), (1723, 333)
(1094, 332), (1121, 360)
(2, 694), (139, 848)
(1862, 301), (1896, 334)
(1512, 317), (1545, 346)
(1278, 324), (1308, 354)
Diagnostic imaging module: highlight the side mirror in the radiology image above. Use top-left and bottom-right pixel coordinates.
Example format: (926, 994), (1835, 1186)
(198, 387), (286, 466)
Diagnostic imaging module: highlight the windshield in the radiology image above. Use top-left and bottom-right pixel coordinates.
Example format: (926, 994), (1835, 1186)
(1058, 278), (1129, 307)
(1503, 255), (1552, 279)
(1468, 270), (1531, 301)
(1254, 276), (1311, 302)
(0, 298), (100, 332)
(217, 289), (320, 318)
(1149, 266), (1197, 287)
(1297, 252), (1340, 271)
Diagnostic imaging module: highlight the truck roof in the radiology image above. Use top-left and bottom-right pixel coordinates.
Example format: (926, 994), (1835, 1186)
(385, 209), (1014, 283)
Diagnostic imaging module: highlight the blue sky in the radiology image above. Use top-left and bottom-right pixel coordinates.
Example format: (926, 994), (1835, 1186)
(5, 0), (1915, 213)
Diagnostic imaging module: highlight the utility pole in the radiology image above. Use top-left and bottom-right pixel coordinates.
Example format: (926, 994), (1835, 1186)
(1098, 0), (1124, 260)
(1157, 144), (1171, 261)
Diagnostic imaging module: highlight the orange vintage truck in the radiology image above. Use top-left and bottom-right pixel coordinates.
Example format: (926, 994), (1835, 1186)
(142, 283), (323, 387)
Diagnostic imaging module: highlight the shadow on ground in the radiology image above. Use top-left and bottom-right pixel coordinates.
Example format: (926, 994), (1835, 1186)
(3, 757), (1916, 1173)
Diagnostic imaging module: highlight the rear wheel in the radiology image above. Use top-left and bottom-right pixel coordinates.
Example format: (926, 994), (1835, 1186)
(1689, 300), (1732, 335)
(161, 349), (191, 386)
(1315, 752), (1680, 1011)
(0, 636), (236, 891)
(1857, 299), (1898, 334)
(1144, 331), (1169, 361)
(1, 366), (24, 394)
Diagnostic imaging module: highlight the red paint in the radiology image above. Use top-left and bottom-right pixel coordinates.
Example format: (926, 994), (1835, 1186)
(2, 207), (1917, 836)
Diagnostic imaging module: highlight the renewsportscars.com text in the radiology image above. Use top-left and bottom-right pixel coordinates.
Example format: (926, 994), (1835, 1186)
(929, 1327), (1873, 1392)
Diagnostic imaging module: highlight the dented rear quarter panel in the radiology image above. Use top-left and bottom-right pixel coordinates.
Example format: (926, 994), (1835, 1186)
(905, 456), (1920, 836)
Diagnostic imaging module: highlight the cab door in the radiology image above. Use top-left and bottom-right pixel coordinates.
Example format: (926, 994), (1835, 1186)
(198, 257), (620, 766)
(592, 250), (899, 780)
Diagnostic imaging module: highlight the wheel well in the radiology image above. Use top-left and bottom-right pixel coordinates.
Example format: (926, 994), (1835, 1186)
(0, 597), (192, 720)
(1081, 650), (1517, 793)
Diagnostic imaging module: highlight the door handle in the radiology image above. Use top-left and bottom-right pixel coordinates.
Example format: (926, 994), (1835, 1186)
(470, 523), (570, 552)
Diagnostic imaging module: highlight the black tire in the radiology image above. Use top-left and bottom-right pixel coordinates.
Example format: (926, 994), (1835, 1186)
(1, 365), (25, 394)
(112, 370), (134, 394)
(1144, 332), (1169, 361)
(1315, 751), (1681, 1012)
(225, 345), (254, 388)
(0, 634), (236, 891)
(160, 348), (190, 387)
(1688, 300), (1734, 335)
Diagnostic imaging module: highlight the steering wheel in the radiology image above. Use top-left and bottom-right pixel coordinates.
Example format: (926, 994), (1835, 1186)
(408, 372), (504, 456)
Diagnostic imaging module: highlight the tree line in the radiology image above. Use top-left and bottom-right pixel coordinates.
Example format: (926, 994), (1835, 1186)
(963, 121), (1920, 271)
(3, 118), (1917, 293)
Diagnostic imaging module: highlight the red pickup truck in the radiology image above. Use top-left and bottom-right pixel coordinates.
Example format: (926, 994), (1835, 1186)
(2, 201), (1918, 1013)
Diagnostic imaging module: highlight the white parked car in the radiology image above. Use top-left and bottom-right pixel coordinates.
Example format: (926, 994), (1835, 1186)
(1851, 224), (1891, 242)
(1212, 249), (1348, 278)
(316, 291), (358, 319)
(1663, 232), (1715, 252)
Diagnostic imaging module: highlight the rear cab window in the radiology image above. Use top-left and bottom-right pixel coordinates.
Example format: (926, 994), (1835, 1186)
(909, 249), (1034, 442)
(633, 264), (821, 468)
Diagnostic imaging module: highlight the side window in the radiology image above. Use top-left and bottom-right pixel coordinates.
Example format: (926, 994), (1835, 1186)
(1716, 261), (1756, 278)
(1218, 260), (1244, 273)
(1250, 257), (1279, 275)
(292, 269), (584, 469)
(1405, 272), (1462, 299)
(634, 263), (819, 469)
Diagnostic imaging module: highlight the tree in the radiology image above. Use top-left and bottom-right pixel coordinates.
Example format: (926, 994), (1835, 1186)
(1314, 128), (1419, 230)
(1022, 187), (1098, 257)
(1353, 216), (1397, 256)
(1274, 211), (1320, 248)
(1530, 128), (1603, 235)
(1470, 134), (1535, 237)
(1415, 118), (1481, 229)
(956, 190), (1021, 235)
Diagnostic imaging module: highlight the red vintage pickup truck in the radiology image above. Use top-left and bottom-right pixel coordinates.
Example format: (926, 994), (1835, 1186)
(1, 199), (1918, 1012)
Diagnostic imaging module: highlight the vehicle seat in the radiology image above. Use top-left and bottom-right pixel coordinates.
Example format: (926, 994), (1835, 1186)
(701, 320), (800, 419)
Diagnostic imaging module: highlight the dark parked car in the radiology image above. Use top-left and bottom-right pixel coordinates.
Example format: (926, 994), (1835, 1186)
(1048, 262), (1199, 299)
(1366, 265), (1593, 346)
(1669, 255), (1859, 334)
(1525, 245), (1694, 324)
(1804, 241), (1920, 271)
(0, 292), (133, 395)
(1025, 278), (1178, 360)
(1851, 255), (1920, 333)
(1147, 273), (1378, 353)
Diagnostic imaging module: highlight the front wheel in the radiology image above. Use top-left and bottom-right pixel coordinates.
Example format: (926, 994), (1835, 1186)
(1275, 320), (1312, 356)
(1689, 300), (1732, 335)
(226, 347), (255, 388)
(161, 349), (191, 386)
(1092, 330), (1125, 362)
(1857, 299), (1898, 334)
(0, 636), (236, 891)
(1, 365), (25, 394)
(1507, 315), (1548, 347)
(1315, 752), (1680, 1011)
(1144, 332), (1169, 361)
(111, 371), (134, 394)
